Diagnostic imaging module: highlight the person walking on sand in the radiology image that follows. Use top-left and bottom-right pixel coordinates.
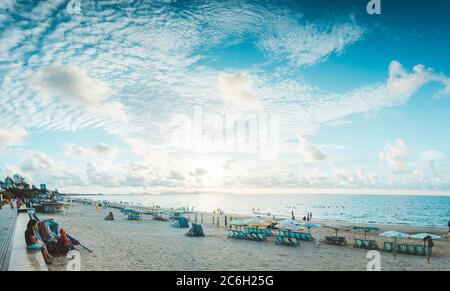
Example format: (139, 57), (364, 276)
(291, 211), (295, 220)
(447, 220), (450, 239)
(316, 228), (321, 249)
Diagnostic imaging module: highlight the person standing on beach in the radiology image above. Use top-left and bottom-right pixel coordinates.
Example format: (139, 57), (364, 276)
(316, 228), (321, 249)
(291, 211), (295, 220)
(448, 220), (450, 239)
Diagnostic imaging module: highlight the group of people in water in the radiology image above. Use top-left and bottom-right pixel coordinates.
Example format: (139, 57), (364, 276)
(291, 211), (313, 222)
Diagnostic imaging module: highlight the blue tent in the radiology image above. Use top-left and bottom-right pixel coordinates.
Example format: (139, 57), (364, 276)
(186, 224), (205, 237)
(173, 216), (189, 228)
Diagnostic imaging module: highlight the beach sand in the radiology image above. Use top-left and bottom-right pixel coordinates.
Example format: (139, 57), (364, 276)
(40, 204), (450, 271)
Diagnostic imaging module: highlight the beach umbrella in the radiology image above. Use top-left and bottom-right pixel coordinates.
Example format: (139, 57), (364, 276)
(301, 223), (321, 233)
(379, 231), (410, 240)
(409, 233), (441, 240)
(325, 224), (348, 238)
(379, 231), (410, 258)
(353, 226), (381, 240)
(275, 219), (303, 231)
(410, 233), (441, 247)
(243, 217), (271, 228)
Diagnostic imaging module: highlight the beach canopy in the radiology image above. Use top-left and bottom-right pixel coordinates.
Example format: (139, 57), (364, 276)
(262, 218), (278, 224)
(353, 226), (381, 240)
(379, 231), (410, 239)
(243, 217), (271, 227)
(275, 219), (303, 231)
(159, 211), (173, 215)
(301, 223), (320, 228)
(229, 220), (246, 226)
(409, 233), (441, 240)
(324, 224), (349, 237)
(352, 226), (380, 231)
(301, 223), (320, 233)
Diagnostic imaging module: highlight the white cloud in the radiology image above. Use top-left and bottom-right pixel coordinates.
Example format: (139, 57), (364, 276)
(65, 143), (119, 159)
(388, 60), (450, 99)
(0, 127), (27, 147)
(33, 64), (127, 121)
(19, 151), (60, 173)
(258, 20), (364, 67)
(218, 72), (261, 111)
(298, 137), (328, 163)
(1, 2), (449, 193)
(380, 139), (408, 173)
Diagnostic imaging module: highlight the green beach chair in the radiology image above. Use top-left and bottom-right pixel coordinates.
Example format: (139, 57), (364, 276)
(228, 230), (239, 239)
(414, 245), (425, 256)
(368, 240), (379, 250)
(407, 245), (415, 255)
(399, 244), (408, 254)
(362, 240), (370, 249)
(338, 237), (347, 246)
(300, 233), (313, 241)
(275, 235), (298, 247)
(383, 242), (393, 252)
(354, 239), (363, 248)
(238, 231), (249, 240)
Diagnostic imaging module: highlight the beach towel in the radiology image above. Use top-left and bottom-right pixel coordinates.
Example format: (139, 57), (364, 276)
(27, 244), (42, 250)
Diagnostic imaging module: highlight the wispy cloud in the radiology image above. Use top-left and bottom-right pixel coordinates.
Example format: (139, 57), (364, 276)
(0, 1), (448, 193)
(65, 143), (119, 159)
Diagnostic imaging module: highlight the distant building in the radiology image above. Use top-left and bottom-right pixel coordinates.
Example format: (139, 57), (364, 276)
(0, 181), (5, 190)
(40, 184), (47, 192)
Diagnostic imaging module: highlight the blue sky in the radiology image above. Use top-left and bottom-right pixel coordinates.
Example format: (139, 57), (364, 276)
(0, 0), (449, 194)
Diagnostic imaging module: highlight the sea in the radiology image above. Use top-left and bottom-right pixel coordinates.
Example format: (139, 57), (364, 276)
(71, 193), (450, 227)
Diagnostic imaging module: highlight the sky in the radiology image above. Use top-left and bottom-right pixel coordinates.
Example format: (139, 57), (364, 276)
(0, 0), (449, 195)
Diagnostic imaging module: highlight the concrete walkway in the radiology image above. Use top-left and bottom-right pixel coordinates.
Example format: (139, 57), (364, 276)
(8, 210), (48, 271)
(0, 205), (17, 270)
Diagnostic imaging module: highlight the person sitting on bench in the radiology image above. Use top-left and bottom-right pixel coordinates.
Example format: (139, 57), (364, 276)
(25, 220), (53, 264)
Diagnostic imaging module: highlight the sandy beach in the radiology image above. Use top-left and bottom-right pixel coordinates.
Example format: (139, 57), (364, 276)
(40, 204), (450, 271)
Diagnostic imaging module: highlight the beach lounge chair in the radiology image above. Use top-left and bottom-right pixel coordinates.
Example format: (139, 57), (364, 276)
(261, 229), (272, 237)
(228, 230), (239, 239)
(368, 240), (379, 250)
(383, 242), (394, 252)
(407, 245), (416, 255)
(354, 239), (363, 248)
(275, 235), (298, 247)
(325, 236), (335, 244)
(127, 213), (142, 220)
(326, 236), (347, 246)
(244, 228), (266, 241)
(338, 237), (347, 246)
(228, 230), (249, 240)
(186, 224), (205, 237)
(300, 233), (313, 241)
(414, 245), (432, 256)
(399, 244), (408, 254)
